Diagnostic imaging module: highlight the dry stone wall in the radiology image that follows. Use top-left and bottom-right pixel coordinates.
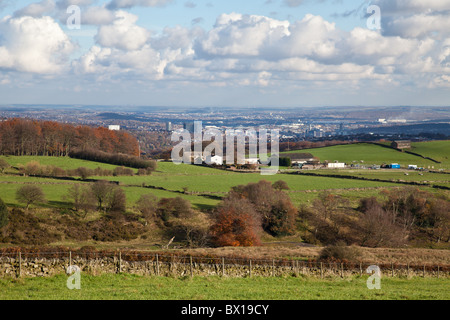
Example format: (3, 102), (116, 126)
(1, 256), (448, 279)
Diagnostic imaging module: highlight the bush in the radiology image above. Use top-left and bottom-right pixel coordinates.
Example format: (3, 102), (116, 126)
(156, 197), (193, 223)
(0, 198), (8, 228)
(113, 166), (134, 176)
(319, 242), (362, 263)
(229, 180), (297, 237)
(136, 194), (158, 220)
(210, 198), (262, 247)
(0, 208), (60, 245)
(272, 180), (290, 190)
(107, 188), (127, 213)
(0, 159), (10, 173)
(169, 212), (211, 247)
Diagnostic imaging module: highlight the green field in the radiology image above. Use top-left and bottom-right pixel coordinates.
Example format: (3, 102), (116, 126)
(410, 140), (450, 167)
(97, 169), (399, 193)
(0, 155), (130, 171)
(1, 274), (448, 300)
(311, 169), (449, 185)
(283, 143), (446, 168)
(0, 148), (448, 211)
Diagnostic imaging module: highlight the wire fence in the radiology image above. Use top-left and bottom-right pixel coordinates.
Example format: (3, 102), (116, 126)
(1, 249), (449, 279)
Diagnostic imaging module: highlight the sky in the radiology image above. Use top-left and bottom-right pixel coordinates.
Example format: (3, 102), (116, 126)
(0, 0), (449, 108)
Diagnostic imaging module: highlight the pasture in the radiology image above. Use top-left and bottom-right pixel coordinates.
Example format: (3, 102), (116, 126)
(0, 274), (448, 300)
(0, 146), (447, 211)
(283, 143), (444, 168)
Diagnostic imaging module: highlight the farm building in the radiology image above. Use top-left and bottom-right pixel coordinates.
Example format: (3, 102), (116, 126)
(327, 162), (346, 169)
(206, 155), (223, 166)
(391, 140), (411, 150)
(279, 152), (317, 165)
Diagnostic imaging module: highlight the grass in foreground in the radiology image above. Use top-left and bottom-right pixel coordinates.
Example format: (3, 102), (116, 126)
(1, 274), (449, 300)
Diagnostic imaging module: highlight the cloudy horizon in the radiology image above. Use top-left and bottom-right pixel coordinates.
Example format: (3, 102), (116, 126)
(0, 0), (449, 108)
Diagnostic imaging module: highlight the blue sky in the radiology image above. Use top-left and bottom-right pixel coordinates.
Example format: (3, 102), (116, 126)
(0, 0), (449, 108)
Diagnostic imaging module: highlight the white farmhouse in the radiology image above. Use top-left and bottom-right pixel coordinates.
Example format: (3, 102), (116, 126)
(206, 155), (223, 166)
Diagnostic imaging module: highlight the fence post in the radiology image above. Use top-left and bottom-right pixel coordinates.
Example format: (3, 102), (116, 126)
(69, 251), (72, 267)
(359, 262), (362, 277)
(222, 257), (225, 277)
(437, 266), (440, 279)
(407, 263), (410, 278)
(249, 259), (252, 278)
(391, 263), (394, 277)
(156, 254), (160, 276)
(172, 255), (175, 276)
(320, 262), (323, 279)
(118, 251), (122, 274)
(190, 255), (193, 278)
(18, 251), (22, 278)
(272, 259), (275, 277)
(423, 265), (426, 278)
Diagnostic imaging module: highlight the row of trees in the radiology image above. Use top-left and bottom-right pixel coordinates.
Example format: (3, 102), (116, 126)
(0, 118), (139, 157)
(69, 148), (156, 170)
(19, 161), (152, 179)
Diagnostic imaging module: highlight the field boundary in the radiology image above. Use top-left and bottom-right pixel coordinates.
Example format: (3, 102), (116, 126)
(283, 171), (450, 191)
(1, 250), (449, 279)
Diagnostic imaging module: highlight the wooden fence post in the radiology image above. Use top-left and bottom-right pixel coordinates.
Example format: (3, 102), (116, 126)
(18, 251), (22, 278)
(320, 262), (323, 279)
(118, 251), (122, 274)
(423, 265), (426, 278)
(190, 256), (193, 278)
(437, 266), (440, 279)
(222, 257), (225, 277)
(272, 259), (275, 277)
(249, 260), (252, 278)
(69, 251), (72, 267)
(359, 262), (362, 277)
(156, 254), (160, 276)
(407, 263), (410, 278)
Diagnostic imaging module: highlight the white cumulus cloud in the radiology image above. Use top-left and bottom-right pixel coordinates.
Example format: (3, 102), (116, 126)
(0, 15), (75, 74)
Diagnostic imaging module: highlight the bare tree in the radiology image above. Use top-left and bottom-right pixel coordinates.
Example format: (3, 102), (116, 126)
(16, 185), (46, 209)
(65, 184), (96, 217)
(90, 180), (114, 211)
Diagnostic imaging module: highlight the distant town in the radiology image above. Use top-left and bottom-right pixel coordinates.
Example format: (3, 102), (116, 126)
(1, 105), (449, 159)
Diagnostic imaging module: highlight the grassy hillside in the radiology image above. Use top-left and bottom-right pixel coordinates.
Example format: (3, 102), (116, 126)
(410, 140), (450, 166)
(0, 153), (446, 211)
(283, 143), (441, 168)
